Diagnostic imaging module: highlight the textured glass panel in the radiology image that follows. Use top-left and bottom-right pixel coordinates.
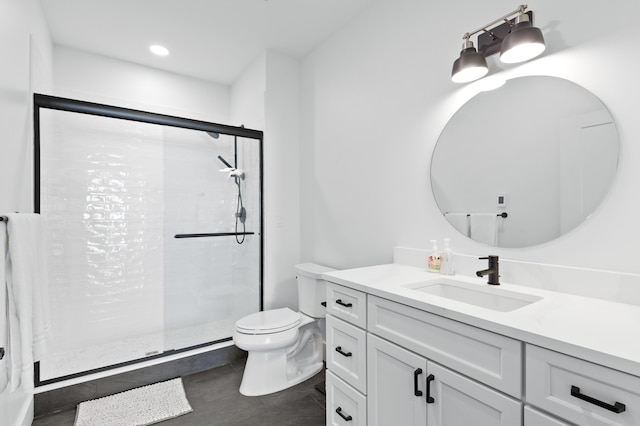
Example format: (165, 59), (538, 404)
(39, 109), (165, 380)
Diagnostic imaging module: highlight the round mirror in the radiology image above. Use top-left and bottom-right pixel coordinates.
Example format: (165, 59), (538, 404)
(431, 76), (618, 248)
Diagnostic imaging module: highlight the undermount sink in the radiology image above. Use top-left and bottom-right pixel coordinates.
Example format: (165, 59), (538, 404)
(403, 278), (542, 312)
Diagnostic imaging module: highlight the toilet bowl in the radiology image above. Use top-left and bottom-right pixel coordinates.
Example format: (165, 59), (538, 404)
(233, 263), (335, 396)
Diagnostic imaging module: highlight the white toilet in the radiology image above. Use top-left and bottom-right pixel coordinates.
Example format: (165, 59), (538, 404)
(233, 263), (335, 396)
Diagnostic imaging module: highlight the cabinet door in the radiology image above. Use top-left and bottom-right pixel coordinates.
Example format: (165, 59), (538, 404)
(427, 362), (522, 426)
(367, 333), (428, 426)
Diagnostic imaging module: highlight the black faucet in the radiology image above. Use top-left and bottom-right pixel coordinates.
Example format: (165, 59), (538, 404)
(476, 255), (500, 285)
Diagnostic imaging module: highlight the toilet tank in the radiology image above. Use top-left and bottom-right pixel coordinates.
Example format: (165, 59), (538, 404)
(294, 263), (335, 318)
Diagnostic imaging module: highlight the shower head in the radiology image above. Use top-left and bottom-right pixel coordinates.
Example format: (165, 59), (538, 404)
(217, 155), (233, 169)
(206, 131), (220, 139)
(218, 155), (244, 180)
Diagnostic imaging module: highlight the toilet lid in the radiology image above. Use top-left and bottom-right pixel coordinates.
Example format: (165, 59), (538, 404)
(236, 308), (301, 334)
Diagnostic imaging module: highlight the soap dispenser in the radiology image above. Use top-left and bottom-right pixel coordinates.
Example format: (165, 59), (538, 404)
(428, 239), (441, 273)
(440, 238), (455, 276)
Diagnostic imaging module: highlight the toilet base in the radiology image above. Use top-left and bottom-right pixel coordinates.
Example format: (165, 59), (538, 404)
(238, 325), (324, 396)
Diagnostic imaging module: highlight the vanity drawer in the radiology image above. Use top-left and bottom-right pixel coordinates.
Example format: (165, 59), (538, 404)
(526, 344), (640, 426)
(326, 315), (367, 394)
(326, 371), (367, 426)
(326, 283), (367, 329)
(524, 406), (572, 426)
(368, 295), (522, 397)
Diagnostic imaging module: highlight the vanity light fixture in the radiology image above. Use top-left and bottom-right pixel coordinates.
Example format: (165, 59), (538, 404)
(451, 4), (545, 83)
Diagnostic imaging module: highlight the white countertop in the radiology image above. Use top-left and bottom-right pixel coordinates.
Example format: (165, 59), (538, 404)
(322, 263), (640, 378)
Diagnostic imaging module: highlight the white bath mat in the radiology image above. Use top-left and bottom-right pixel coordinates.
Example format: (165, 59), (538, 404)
(74, 378), (193, 426)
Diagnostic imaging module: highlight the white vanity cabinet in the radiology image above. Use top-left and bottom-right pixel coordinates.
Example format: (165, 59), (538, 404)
(324, 264), (640, 426)
(326, 283), (368, 425)
(325, 282), (523, 425)
(367, 334), (520, 426)
(367, 296), (522, 426)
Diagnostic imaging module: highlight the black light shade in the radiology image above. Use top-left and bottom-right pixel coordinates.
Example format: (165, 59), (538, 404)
(451, 44), (488, 83)
(499, 17), (545, 64)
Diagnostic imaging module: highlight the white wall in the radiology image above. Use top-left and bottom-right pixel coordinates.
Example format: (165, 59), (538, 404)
(53, 46), (230, 122)
(0, 0), (52, 214)
(230, 50), (302, 310)
(0, 0), (51, 423)
(264, 51), (302, 310)
(300, 0), (640, 276)
(230, 52), (266, 129)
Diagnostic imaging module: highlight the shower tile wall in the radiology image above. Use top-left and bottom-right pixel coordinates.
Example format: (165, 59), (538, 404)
(39, 110), (165, 380)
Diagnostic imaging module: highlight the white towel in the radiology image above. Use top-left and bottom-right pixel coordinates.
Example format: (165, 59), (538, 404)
(444, 213), (470, 237)
(0, 221), (8, 392)
(4, 213), (52, 392)
(469, 213), (498, 246)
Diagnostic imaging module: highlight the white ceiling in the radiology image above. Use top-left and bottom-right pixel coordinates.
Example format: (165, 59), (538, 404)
(39, 0), (377, 85)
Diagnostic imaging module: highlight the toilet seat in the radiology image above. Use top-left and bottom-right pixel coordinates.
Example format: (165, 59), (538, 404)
(235, 308), (301, 335)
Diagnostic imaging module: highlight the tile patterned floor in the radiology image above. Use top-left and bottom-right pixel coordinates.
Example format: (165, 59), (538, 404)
(32, 359), (326, 426)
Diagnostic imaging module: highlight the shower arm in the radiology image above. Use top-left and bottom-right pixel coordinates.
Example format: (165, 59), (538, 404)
(217, 155), (233, 169)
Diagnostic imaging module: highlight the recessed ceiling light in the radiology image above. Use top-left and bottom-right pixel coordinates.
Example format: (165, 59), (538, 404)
(149, 45), (170, 56)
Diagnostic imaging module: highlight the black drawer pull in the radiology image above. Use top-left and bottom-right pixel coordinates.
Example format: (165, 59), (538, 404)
(414, 368), (423, 397)
(336, 407), (353, 421)
(335, 346), (353, 357)
(336, 299), (353, 308)
(571, 386), (626, 413)
(321, 301), (327, 307)
(426, 374), (435, 403)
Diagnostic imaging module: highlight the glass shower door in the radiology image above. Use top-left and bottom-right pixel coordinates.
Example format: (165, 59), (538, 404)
(38, 109), (166, 381)
(162, 127), (262, 352)
(35, 94), (263, 385)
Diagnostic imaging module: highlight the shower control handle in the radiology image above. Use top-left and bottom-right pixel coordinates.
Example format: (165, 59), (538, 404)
(335, 299), (353, 308)
(335, 346), (353, 357)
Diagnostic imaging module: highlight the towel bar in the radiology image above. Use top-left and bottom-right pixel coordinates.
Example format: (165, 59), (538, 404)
(445, 212), (508, 218)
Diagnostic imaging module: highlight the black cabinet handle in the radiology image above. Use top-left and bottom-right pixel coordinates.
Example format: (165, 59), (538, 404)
(426, 374), (435, 403)
(571, 385), (626, 413)
(335, 346), (353, 357)
(336, 299), (353, 308)
(321, 301), (327, 307)
(336, 407), (353, 421)
(414, 368), (423, 397)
